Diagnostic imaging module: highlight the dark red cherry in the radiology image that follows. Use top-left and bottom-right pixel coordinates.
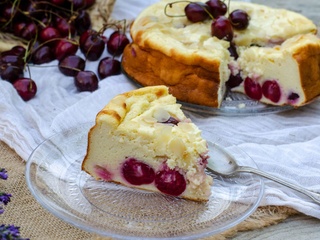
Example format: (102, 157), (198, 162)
(262, 80), (281, 103)
(20, 23), (37, 41)
(31, 45), (55, 64)
(228, 42), (238, 59)
(244, 77), (262, 100)
(58, 55), (85, 76)
(39, 26), (61, 45)
(0, 54), (25, 68)
(205, 0), (227, 18)
(74, 10), (91, 35)
(229, 9), (250, 30)
(184, 2), (210, 23)
(13, 22), (26, 37)
(13, 78), (37, 101)
(55, 17), (76, 37)
(79, 29), (97, 46)
(121, 158), (155, 185)
(74, 70), (99, 92)
(0, 65), (24, 83)
(9, 46), (26, 58)
(107, 31), (130, 56)
(211, 16), (233, 41)
(226, 73), (243, 89)
(55, 38), (78, 61)
(288, 92), (300, 101)
(98, 57), (121, 79)
(155, 164), (186, 196)
(80, 33), (105, 61)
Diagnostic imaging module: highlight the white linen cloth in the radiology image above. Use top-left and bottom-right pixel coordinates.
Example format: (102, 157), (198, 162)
(0, 0), (319, 220)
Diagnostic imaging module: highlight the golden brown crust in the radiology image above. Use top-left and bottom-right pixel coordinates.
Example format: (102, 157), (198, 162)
(293, 40), (320, 103)
(122, 43), (222, 107)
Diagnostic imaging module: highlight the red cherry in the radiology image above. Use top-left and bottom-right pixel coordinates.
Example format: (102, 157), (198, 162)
(20, 23), (38, 41)
(205, 0), (227, 18)
(94, 165), (113, 181)
(226, 73), (243, 89)
(97, 57), (121, 79)
(0, 65), (24, 83)
(74, 10), (91, 35)
(211, 16), (233, 41)
(55, 38), (79, 61)
(74, 70), (99, 92)
(107, 31), (130, 56)
(155, 164), (186, 196)
(184, 2), (210, 23)
(9, 46), (26, 58)
(229, 9), (250, 30)
(31, 45), (55, 64)
(288, 92), (300, 104)
(80, 33), (105, 61)
(121, 158), (155, 185)
(244, 77), (262, 100)
(262, 80), (281, 103)
(55, 17), (76, 37)
(13, 78), (37, 101)
(58, 55), (85, 76)
(39, 26), (61, 46)
(79, 29), (97, 46)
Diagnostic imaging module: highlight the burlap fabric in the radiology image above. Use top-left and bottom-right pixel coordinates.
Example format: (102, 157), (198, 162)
(0, 0), (118, 53)
(0, 140), (299, 240)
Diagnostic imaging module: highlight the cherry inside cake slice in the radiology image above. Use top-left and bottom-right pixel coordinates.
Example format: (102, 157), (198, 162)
(82, 86), (213, 201)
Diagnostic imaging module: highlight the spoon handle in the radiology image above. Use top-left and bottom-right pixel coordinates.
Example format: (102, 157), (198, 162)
(238, 166), (320, 204)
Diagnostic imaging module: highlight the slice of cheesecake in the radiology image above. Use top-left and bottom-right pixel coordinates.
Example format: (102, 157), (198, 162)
(230, 33), (320, 106)
(82, 86), (213, 201)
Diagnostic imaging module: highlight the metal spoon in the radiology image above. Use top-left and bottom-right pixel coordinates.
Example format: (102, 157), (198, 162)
(206, 142), (320, 204)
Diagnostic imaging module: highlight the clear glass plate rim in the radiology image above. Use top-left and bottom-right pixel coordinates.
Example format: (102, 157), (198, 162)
(25, 123), (265, 240)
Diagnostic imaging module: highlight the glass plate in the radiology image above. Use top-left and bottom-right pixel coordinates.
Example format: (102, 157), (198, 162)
(25, 122), (264, 239)
(122, 69), (293, 116)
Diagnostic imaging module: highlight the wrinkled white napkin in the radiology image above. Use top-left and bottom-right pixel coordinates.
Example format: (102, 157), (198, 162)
(0, 0), (319, 220)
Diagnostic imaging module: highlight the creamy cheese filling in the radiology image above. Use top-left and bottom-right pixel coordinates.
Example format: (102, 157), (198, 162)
(234, 45), (305, 105)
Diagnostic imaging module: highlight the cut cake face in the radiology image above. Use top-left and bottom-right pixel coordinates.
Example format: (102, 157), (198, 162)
(82, 86), (213, 201)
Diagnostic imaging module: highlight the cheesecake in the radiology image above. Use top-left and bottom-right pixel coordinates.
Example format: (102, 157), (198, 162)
(122, 0), (320, 107)
(82, 85), (213, 201)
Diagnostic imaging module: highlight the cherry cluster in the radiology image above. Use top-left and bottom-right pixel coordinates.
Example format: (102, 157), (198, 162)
(0, 0), (130, 101)
(121, 158), (187, 197)
(183, 0), (249, 42)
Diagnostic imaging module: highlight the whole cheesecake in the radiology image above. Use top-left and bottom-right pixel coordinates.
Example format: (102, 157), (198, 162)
(82, 86), (213, 201)
(122, 0), (320, 108)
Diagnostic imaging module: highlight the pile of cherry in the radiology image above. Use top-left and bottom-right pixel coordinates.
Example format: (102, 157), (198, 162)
(179, 0), (250, 41)
(0, 0), (130, 101)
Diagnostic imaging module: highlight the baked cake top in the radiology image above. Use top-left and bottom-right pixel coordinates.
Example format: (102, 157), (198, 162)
(93, 86), (208, 170)
(131, 0), (317, 53)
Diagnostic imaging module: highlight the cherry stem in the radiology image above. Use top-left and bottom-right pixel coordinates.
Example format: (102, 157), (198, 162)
(164, 1), (192, 18)
(0, 0), (21, 30)
(164, 1), (214, 20)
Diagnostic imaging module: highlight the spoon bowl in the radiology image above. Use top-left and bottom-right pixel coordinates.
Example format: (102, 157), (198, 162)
(206, 141), (320, 204)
